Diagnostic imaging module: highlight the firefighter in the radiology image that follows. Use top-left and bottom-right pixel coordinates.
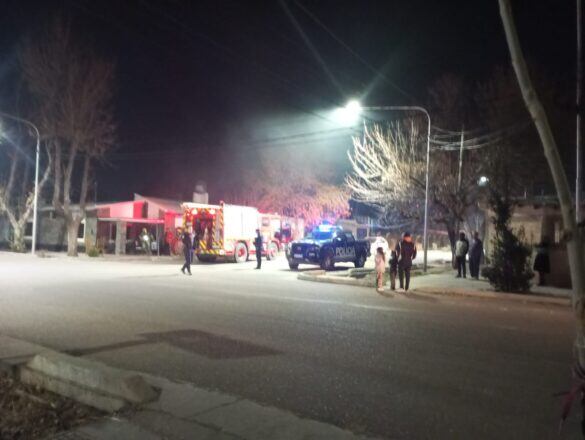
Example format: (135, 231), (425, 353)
(180, 228), (193, 275)
(140, 228), (152, 256)
(254, 229), (263, 269)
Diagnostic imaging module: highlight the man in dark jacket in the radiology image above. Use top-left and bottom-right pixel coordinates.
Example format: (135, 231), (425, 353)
(395, 232), (417, 291)
(254, 229), (263, 269)
(468, 231), (484, 280)
(181, 229), (192, 275)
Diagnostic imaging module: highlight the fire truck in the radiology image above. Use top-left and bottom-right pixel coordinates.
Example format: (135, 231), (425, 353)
(182, 202), (282, 263)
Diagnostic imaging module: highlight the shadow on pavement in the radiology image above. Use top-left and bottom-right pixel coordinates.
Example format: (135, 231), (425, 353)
(66, 329), (282, 360)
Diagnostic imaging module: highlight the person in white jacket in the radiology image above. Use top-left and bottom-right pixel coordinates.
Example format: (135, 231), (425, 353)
(375, 247), (386, 293)
(455, 232), (470, 278)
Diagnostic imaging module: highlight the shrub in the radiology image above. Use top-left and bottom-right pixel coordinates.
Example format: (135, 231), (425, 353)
(482, 192), (533, 292)
(86, 246), (101, 257)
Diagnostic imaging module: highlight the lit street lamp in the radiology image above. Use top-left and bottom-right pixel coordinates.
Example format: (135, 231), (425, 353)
(0, 112), (41, 255)
(339, 100), (432, 272)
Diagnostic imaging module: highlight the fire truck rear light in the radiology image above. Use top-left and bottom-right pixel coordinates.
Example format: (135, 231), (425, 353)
(219, 249), (225, 255)
(191, 208), (198, 215)
(209, 209), (216, 215)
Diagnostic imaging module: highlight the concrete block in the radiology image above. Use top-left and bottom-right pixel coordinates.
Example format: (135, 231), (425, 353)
(26, 352), (159, 405)
(20, 367), (126, 412)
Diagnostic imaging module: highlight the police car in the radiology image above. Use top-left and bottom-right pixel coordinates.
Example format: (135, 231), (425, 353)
(286, 224), (371, 271)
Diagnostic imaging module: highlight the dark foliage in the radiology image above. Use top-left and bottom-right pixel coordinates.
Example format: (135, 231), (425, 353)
(482, 191), (533, 292)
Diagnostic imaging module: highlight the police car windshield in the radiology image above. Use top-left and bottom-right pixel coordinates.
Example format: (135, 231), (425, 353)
(309, 230), (334, 240)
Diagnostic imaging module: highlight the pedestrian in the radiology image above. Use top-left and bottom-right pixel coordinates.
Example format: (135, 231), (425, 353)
(533, 240), (550, 286)
(375, 247), (386, 293)
(180, 229), (192, 275)
(395, 232), (417, 291)
(140, 227), (152, 256)
(254, 229), (263, 269)
(389, 249), (398, 290)
(455, 231), (469, 278)
(468, 231), (484, 280)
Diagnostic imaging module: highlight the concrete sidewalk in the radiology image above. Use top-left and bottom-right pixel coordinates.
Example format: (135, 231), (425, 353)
(0, 334), (374, 440)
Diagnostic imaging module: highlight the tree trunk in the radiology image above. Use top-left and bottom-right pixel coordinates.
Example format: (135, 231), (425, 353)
(66, 217), (81, 257)
(499, 0), (585, 386)
(10, 225), (25, 253)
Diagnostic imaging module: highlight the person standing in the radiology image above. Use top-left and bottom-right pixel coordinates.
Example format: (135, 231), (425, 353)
(395, 232), (417, 291)
(254, 229), (263, 269)
(455, 232), (470, 278)
(374, 247), (386, 293)
(388, 249), (398, 290)
(468, 231), (484, 280)
(533, 240), (551, 286)
(180, 229), (192, 275)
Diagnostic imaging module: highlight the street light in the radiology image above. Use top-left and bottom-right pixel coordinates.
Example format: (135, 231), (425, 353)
(0, 112), (41, 255)
(340, 101), (432, 272)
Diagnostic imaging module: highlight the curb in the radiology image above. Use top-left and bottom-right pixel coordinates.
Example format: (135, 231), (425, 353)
(297, 272), (374, 287)
(411, 287), (571, 307)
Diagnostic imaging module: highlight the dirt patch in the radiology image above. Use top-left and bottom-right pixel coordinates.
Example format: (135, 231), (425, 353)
(0, 372), (103, 440)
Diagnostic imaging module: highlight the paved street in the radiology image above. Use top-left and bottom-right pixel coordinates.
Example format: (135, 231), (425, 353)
(0, 251), (579, 439)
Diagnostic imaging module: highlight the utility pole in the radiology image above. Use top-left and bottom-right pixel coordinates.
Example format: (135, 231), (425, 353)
(455, 128), (465, 236)
(577, 0), (583, 222)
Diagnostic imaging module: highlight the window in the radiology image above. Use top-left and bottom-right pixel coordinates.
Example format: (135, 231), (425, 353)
(25, 222), (33, 237)
(77, 222), (85, 239)
(345, 232), (355, 244)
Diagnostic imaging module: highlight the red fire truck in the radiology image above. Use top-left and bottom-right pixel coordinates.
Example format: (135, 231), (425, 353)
(182, 202), (281, 263)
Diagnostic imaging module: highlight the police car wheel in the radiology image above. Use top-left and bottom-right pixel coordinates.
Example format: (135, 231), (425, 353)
(354, 253), (366, 268)
(288, 262), (299, 270)
(320, 252), (334, 271)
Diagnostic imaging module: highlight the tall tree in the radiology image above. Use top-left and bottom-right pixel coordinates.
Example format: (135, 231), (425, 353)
(499, 0), (585, 431)
(346, 121), (482, 255)
(21, 18), (115, 256)
(226, 150), (349, 227)
(0, 126), (51, 251)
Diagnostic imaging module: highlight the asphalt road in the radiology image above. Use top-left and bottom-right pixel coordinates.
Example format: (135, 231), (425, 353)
(0, 252), (579, 439)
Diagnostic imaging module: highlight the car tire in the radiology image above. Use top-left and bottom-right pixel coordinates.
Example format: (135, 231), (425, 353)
(320, 250), (334, 271)
(354, 252), (366, 268)
(288, 262), (299, 270)
(266, 242), (279, 260)
(234, 242), (248, 263)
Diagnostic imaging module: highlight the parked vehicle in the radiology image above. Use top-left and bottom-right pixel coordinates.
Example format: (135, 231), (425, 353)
(182, 202), (283, 263)
(368, 235), (390, 257)
(285, 224), (370, 270)
(183, 202), (257, 263)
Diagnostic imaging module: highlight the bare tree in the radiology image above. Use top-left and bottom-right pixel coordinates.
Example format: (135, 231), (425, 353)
(0, 132), (51, 251)
(226, 151), (349, 227)
(20, 18), (115, 256)
(347, 121), (481, 254)
(499, 0), (585, 430)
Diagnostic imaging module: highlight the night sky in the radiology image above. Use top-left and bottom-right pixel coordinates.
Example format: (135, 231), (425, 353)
(0, 0), (576, 202)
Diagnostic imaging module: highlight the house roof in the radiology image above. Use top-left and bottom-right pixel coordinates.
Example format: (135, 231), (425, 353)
(133, 194), (183, 214)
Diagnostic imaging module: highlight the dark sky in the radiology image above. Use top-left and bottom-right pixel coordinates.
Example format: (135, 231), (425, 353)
(0, 0), (576, 202)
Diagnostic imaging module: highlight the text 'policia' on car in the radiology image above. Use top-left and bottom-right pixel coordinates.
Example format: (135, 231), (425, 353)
(286, 224), (370, 271)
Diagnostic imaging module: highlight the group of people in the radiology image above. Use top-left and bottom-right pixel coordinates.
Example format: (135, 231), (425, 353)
(180, 228), (264, 275)
(454, 231), (484, 279)
(374, 230), (486, 293)
(374, 232), (417, 293)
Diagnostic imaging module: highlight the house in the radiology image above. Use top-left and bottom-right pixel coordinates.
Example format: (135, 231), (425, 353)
(483, 196), (576, 288)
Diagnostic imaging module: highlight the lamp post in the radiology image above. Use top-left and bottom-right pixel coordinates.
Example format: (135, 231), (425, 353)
(0, 112), (41, 255)
(339, 101), (432, 272)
